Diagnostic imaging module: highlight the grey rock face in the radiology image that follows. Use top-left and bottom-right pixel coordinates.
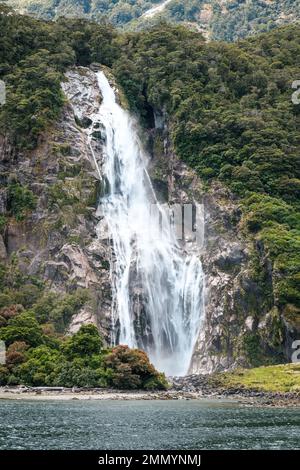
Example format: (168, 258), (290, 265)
(0, 66), (112, 343)
(150, 119), (283, 373)
(0, 235), (7, 261)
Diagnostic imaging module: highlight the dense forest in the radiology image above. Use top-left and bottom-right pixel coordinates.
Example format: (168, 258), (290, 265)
(5, 0), (162, 26)
(6, 0), (300, 39)
(0, 4), (299, 385)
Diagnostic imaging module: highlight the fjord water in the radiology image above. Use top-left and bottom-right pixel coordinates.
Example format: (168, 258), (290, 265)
(1, 400), (299, 450)
(92, 71), (204, 376)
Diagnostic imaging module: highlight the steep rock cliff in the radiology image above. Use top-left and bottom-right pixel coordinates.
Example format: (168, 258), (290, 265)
(0, 67), (112, 340)
(0, 66), (296, 372)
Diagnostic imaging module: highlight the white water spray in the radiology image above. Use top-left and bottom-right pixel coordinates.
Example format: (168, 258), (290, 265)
(91, 71), (204, 376)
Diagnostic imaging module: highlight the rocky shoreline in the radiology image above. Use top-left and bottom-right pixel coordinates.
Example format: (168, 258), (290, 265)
(1, 374), (300, 407)
(170, 374), (300, 408)
(0, 386), (199, 402)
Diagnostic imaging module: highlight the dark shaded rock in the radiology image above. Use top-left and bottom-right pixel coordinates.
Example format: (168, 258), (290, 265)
(75, 115), (93, 129)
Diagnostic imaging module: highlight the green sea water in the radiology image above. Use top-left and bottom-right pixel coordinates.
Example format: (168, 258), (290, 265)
(0, 399), (299, 450)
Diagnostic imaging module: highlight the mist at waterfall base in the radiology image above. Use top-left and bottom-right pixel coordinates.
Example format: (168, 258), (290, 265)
(90, 72), (205, 376)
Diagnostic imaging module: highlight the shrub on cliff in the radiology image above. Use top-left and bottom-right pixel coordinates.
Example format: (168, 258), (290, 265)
(103, 345), (168, 390)
(31, 289), (90, 332)
(62, 324), (103, 359)
(0, 312), (44, 347)
(7, 182), (37, 222)
(6, 341), (28, 366)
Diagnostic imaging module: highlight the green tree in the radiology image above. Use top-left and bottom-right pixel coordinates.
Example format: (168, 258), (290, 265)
(0, 312), (44, 347)
(62, 324), (103, 359)
(104, 345), (168, 389)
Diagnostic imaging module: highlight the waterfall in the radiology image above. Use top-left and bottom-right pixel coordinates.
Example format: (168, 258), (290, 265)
(142, 0), (172, 18)
(91, 71), (205, 376)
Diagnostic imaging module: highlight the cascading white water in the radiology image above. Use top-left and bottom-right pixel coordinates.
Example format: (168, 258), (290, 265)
(91, 71), (205, 376)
